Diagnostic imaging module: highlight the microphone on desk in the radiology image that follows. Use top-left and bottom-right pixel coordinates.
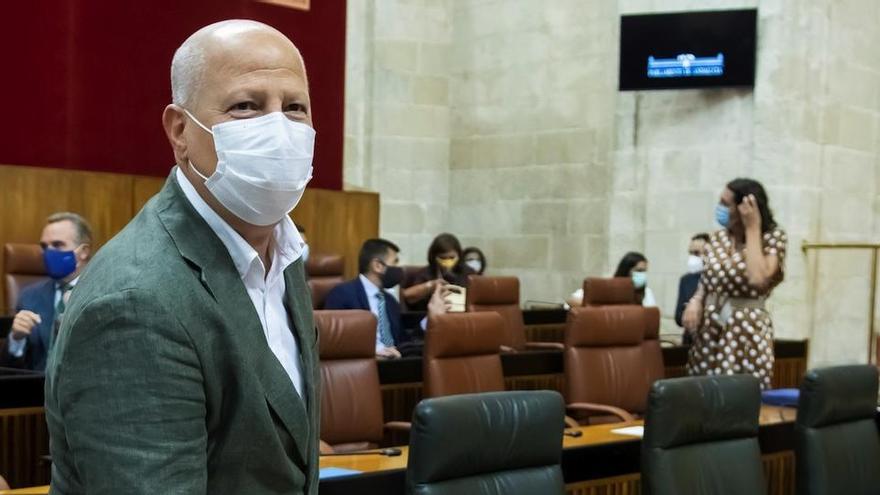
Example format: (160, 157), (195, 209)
(322, 448), (402, 457)
(564, 430), (583, 438)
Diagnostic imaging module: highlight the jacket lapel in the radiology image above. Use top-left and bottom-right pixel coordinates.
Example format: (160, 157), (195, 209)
(355, 279), (370, 310)
(154, 169), (312, 465)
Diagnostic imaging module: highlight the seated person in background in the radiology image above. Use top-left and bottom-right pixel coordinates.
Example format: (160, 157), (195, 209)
(463, 246), (487, 275)
(614, 251), (657, 307)
(402, 233), (473, 311)
(325, 239), (406, 358)
(566, 251), (657, 307)
(3, 212), (92, 371)
(674, 233), (710, 344)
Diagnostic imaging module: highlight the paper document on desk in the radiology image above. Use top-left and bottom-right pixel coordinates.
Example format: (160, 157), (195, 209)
(445, 285), (466, 312)
(319, 467), (363, 479)
(610, 426), (644, 438)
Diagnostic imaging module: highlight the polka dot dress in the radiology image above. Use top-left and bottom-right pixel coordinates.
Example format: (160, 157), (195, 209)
(686, 228), (787, 390)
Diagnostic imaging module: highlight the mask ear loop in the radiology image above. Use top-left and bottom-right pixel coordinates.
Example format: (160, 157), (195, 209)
(182, 109), (214, 135)
(181, 108), (215, 180)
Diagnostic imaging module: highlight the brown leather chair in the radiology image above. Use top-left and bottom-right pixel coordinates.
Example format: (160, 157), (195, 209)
(305, 253), (345, 310)
(423, 312), (506, 398)
(582, 277), (637, 306)
(564, 305), (662, 425)
(315, 309), (407, 453)
(466, 275), (563, 351)
(4, 243), (47, 314)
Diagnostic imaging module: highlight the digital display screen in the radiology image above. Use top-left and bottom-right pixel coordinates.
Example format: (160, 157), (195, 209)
(619, 9), (757, 91)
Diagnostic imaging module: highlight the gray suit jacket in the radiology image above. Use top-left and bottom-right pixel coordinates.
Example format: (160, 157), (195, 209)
(45, 169), (320, 494)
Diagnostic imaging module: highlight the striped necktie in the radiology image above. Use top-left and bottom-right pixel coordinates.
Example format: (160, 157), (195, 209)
(375, 292), (394, 347)
(50, 282), (73, 351)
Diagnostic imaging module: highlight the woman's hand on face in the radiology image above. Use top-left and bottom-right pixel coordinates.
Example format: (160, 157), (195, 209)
(738, 194), (762, 232)
(682, 300), (702, 331)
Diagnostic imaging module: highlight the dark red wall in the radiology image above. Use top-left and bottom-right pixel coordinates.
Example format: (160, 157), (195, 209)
(0, 0), (345, 190)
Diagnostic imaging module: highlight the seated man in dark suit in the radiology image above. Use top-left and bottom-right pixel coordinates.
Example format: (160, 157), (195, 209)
(325, 239), (406, 358)
(674, 232), (710, 345)
(4, 212), (92, 371)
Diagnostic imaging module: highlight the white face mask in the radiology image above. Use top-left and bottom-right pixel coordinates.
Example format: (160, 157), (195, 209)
(687, 255), (703, 274)
(184, 110), (315, 226)
(465, 259), (482, 273)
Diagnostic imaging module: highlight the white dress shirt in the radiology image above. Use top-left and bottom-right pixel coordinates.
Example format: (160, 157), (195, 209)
(8, 276), (79, 358)
(359, 274), (393, 353)
(176, 168), (305, 397)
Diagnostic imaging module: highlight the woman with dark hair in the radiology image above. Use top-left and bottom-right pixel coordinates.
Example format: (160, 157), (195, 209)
(566, 251), (657, 307)
(683, 178), (787, 390)
(402, 233), (473, 311)
(613, 251), (656, 306)
(462, 246), (487, 275)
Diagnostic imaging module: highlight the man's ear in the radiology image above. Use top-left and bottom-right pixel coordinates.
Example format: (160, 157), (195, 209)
(78, 244), (91, 262)
(162, 104), (188, 164)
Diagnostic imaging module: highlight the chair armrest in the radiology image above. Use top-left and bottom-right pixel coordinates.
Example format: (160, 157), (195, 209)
(384, 421), (412, 432)
(524, 341), (564, 351)
(319, 439), (335, 455)
(564, 415), (581, 429)
(567, 402), (635, 422)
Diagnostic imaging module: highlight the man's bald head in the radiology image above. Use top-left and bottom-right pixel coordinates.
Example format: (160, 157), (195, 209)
(170, 19), (305, 108)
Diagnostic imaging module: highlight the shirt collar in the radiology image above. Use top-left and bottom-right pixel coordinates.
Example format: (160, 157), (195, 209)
(359, 274), (383, 300)
(58, 276), (80, 290)
(175, 167), (305, 280)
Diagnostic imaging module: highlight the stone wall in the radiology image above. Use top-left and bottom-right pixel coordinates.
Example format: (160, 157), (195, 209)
(344, 0), (453, 264)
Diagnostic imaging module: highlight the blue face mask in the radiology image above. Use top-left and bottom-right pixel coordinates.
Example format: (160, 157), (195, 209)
(631, 271), (647, 289)
(715, 204), (730, 228)
(43, 248), (78, 280)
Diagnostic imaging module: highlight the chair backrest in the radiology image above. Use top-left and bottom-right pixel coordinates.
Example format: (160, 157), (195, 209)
(582, 277), (636, 306)
(565, 306), (659, 414)
(423, 312), (505, 398)
(795, 365), (880, 495)
(315, 309), (385, 451)
(4, 243), (47, 313)
(406, 390), (566, 495)
(642, 375), (766, 495)
(641, 306), (665, 385)
(306, 253), (345, 309)
(579, 277), (665, 396)
(466, 275), (526, 350)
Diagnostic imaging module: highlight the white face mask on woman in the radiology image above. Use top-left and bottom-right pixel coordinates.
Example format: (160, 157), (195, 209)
(686, 255), (704, 274)
(185, 110), (315, 226)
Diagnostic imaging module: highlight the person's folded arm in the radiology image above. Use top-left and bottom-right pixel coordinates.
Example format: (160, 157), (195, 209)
(50, 289), (207, 495)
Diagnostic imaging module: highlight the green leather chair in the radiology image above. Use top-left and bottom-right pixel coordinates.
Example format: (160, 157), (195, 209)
(406, 390), (565, 495)
(795, 365), (880, 495)
(641, 375), (766, 495)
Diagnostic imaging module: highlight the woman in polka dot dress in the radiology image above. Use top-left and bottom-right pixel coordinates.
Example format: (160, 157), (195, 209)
(682, 178), (786, 390)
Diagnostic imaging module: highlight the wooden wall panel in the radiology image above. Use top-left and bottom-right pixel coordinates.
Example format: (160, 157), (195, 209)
(0, 407), (49, 489)
(292, 188), (380, 279)
(132, 175), (166, 213)
(0, 164), (379, 313)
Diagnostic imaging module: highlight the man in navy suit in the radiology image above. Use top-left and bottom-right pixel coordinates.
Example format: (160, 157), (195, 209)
(5, 212), (93, 371)
(674, 232), (710, 345)
(325, 238), (407, 359)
